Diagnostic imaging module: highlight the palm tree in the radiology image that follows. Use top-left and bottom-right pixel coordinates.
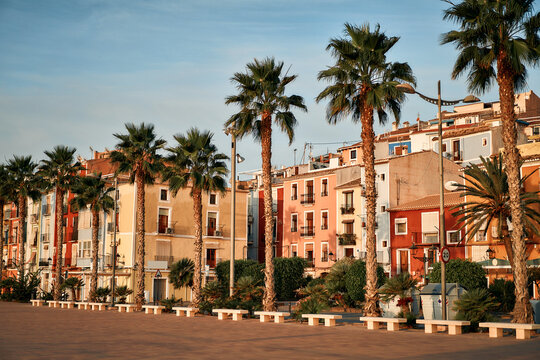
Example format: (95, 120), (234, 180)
(39, 146), (82, 300)
(379, 272), (418, 315)
(60, 277), (84, 301)
(162, 128), (228, 306)
(6, 156), (41, 279)
(114, 285), (133, 304)
(111, 123), (165, 310)
(453, 156), (540, 268)
(70, 173), (115, 301)
(316, 23), (415, 316)
(225, 57), (307, 310)
(168, 258), (195, 290)
(442, 0), (540, 324)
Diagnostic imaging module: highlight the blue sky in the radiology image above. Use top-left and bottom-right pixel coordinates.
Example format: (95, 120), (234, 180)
(1, 0), (539, 175)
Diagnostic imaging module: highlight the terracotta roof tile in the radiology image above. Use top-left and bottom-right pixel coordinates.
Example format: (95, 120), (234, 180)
(388, 192), (463, 211)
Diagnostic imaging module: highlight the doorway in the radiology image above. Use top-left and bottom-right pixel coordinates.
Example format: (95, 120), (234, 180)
(399, 250), (409, 274)
(153, 278), (166, 305)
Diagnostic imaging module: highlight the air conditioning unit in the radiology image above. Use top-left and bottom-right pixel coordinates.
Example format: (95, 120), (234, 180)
(166, 227), (174, 234)
(443, 152), (452, 159)
(215, 230), (222, 237)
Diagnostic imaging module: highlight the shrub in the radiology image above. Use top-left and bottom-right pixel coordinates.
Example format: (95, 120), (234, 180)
(115, 285), (133, 304)
(294, 297), (330, 321)
(453, 288), (499, 331)
(379, 272), (417, 315)
(92, 287), (111, 303)
(160, 296), (181, 312)
(430, 259), (486, 290)
(216, 259), (264, 285)
(344, 260), (386, 304)
(488, 279), (515, 313)
(0, 270), (41, 302)
(273, 257), (306, 300)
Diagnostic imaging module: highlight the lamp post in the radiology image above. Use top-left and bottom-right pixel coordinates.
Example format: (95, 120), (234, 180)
(398, 82), (479, 320)
(224, 124), (245, 297)
(110, 177), (119, 307)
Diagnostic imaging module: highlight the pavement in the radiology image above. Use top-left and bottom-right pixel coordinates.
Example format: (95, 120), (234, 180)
(1, 302), (538, 359)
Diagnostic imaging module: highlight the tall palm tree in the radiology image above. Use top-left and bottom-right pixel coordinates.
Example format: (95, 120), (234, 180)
(316, 23), (415, 316)
(0, 165), (12, 281)
(39, 146), (82, 300)
(111, 123), (165, 310)
(442, 0), (540, 323)
(453, 156), (540, 268)
(6, 156), (41, 279)
(70, 173), (115, 301)
(162, 128), (228, 306)
(225, 57), (307, 311)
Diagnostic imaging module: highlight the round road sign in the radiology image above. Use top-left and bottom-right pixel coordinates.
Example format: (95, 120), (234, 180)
(440, 247), (451, 263)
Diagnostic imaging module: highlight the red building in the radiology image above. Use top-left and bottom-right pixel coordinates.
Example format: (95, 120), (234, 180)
(388, 192), (465, 283)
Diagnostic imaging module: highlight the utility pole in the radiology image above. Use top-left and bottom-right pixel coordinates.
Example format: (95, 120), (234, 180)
(110, 177), (119, 307)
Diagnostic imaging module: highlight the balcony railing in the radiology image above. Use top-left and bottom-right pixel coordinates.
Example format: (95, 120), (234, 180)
(341, 205), (354, 215)
(305, 258), (314, 268)
(321, 255), (329, 262)
(6, 259), (16, 268)
(300, 226), (315, 237)
(42, 204), (51, 216)
(291, 194), (298, 201)
(290, 226), (298, 233)
(41, 234), (49, 243)
(154, 255), (174, 266)
(321, 190), (328, 197)
(38, 258), (50, 267)
(300, 193), (315, 205)
(338, 233), (357, 246)
(206, 227), (223, 237)
(321, 223), (328, 230)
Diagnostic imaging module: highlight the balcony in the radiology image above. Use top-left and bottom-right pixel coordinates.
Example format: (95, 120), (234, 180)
(321, 254), (329, 262)
(300, 226), (315, 237)
(42, 204), (51, 216)
(206, 226), (223, 237)
(290, 226), (298, 233)
(107, 222), (119, 233)
(77, 258), (92, 268)
(41, 234), (49, 243)
(320, 190), (328, 197)
(340, 205), (354, 215)
(305, 258), (314, 268)
(338, 233), (357, 246)
(300, 193), (315, 205)
(6, 259), (16, 268)
(290, 194), (298, 201)
(3, 210), (11, 219)
(321, 224), (328, 230)
(38, 258), (50, 267)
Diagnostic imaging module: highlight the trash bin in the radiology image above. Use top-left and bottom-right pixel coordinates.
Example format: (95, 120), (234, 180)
(420, 283), (467, 320)
(530, 300), (540, 324)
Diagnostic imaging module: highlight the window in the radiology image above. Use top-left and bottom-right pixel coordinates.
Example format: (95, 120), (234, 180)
(158, 208), (169, 234)
(343, 191), (354, 213)
(302, 212), (314, 236)
(343, 220), (354, 234)
(442, 143), (447, 153)
(381, 205), (386, 212)
(155, 240), (171, 262)
(350, 150), (357, 160)
(291, 184), (298, 200)
(291, 214), (298, 232)
(447, 230), (461, 244)
(421, 212), (439, 244)
(321, 243), (329, 262)
(160, 189), (168, 201)
(206, 248), (217, 268)
(476, 231), (486, 242)
(321, 211), (328, 230)
(380, 173), (385, 181)
(209, 193), (217, 205)
(395, 218), (407, 235)
(291, 244), (297, 257)
(482, 137), (488, 147)
(207, 212), (218, 236)
(79, 240), (91, 258)
(273, 216), (277, 240)
(305, 243), (314, 262)
(533, 126), (540, 135)
(321, 178), (328, 196)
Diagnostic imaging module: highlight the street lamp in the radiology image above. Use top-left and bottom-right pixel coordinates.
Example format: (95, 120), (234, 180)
(110, 177), (119, 308)
(224, 123), (244, 297)
(398, 81), (479, 320)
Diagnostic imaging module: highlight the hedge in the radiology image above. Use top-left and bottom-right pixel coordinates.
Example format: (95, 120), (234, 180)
(430, 259), (486, 290)
(344, 260), (387, 303)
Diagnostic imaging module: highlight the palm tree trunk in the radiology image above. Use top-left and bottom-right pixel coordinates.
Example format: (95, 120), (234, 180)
(192, 188), (203, 306)
(54, 188), (64, 301)
(0, 199), (4, 282)
(361, 98), (381, 317)
(497, 53), (532, 323)
(90, 209), (100, 301)
(135, 171), (146, 310)
(501, 222), (515, 269)
(17, 195), (27, 279)
(261, 114), (276, 311)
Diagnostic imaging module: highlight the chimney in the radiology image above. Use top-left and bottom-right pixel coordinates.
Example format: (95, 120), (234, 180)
(403, 121), (410, 128)
(392, 121), (398, 131)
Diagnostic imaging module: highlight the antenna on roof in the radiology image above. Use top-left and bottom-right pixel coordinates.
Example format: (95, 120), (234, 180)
(417, 113), (421, 131)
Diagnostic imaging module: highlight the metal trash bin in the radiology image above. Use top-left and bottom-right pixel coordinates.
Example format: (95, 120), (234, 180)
(420, 283), (466, 320)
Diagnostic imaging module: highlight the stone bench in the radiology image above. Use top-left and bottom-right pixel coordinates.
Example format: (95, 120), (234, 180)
(212, 309), (249, 321)
(88, 302), (107, 311)
(360, 317), (407, 331)
(30, 300), (45, 307)
(117, 304), (136, 313)
(479, 322), (540, 340)
(172, 307), (198, 317)
(254, 311), (290, 324)
(59, 301), (75, 309)
(302, 314), (342, 327)
(76, 302), (90, 310)
(142, 305), (165, 314)
(416, 319), (470, 335)
(48, 301), (60, 308)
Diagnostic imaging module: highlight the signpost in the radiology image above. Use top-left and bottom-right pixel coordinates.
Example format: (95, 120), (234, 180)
(440, 246), (451, 264)
(154, 269), (162, 278)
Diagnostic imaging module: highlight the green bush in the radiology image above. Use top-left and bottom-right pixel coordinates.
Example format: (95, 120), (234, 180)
(273, 257), (307, 301)
(92, 287), (111, 303)
(344, 260), (386, 304)
(430, 259), (486, 290)
(488, 279), (515, 313)
(294, 297), (330, 321)
(0, 271), (41, 302)
(453, 288), (498, 331)
(216, 259), (264, 285)
(114, 285), (133, 304)
(160, 295), (181, 312)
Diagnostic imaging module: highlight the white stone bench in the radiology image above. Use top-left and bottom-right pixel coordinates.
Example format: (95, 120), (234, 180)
(172, 307), (198, 317)
(117, 304), (136, 313)
(254, 311), (290, 324)
(58, 301), (75, 309)
(212, 309), (249, 321)
(416, 319), (470, 335)
(302, 314), (342, 327)
(360, 317), (407, 331)
(30, 300), (45, 307)
(88, 302), (107, 311)
(142, 305), (165, 314)
(48, 301), (59, 308)
(479, 322), (540, 340)
(76, 302), (90, 310)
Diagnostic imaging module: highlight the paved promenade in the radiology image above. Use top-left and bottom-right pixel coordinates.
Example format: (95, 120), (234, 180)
(1, 302), (538, 359)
